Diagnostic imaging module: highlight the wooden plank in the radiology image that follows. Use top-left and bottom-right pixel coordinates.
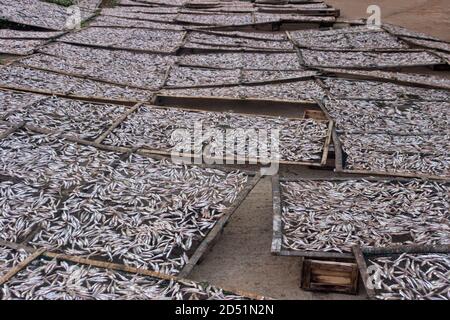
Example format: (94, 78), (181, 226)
(320, 120), (333, 166)
(352, 245), (378, 300)
(94, 102), (143, 144)
(0, 248), (46, 286)
(178, 172), (262, 277)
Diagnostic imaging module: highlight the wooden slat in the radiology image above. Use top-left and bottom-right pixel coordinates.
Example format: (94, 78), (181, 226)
(0, 248), (46, 286)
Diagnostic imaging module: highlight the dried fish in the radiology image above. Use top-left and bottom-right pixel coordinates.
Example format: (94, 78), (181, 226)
(321, 68), (450, 90)
(254, 13), (335, 24)
(185, 31), (294, 50)
(0, 0), (95, 31)
(0, 257), (250, 300)
(59, 27), (186, 53)
(6, 96), (128, 140)
(280, 180), (450, 254)
(301, 49), (442, 68)
(241, 70), (317, 83)
(0, 39), (46, 56)
(382, 23), (441, 41)
(323, 99), (450, 135)
(176, 13), (253, 26)
(0, 89), (45, 120)
(103, 105), (328, 163)
(0, 246), (30, 278)
(0, 65), (152, 102)
(323, 78), (450, 101)
(401, 37), (450, 53)
(0, 30), (64, 40)
(0, 130), (121, 187)
(20, 53), (169, 90)
(90, 15), (184, 31)
(0, 180), (61, 243)
(101, 8), (178, 23)
(290, 27), (408, 49)
(30, 153), (249, 274)
(367, 253), (450, 300)
(166, 66), (240, 87)
(179, 52), (301, 70)
(162, 80), (325, 102)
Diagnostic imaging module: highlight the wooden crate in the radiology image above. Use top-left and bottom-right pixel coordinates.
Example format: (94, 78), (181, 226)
(301, 259), (359, 294)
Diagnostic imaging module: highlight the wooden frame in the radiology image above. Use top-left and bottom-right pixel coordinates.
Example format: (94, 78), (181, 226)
(353, 244), (450, 300)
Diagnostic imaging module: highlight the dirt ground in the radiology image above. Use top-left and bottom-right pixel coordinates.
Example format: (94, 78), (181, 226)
(189, 1), (450, 300)
(328, 0), (450, 41)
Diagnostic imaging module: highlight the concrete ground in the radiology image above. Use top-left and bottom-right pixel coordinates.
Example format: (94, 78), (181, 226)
(189, 1), (449, 300)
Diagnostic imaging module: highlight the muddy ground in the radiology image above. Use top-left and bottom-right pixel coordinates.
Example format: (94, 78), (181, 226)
(189, 1), (450, 300)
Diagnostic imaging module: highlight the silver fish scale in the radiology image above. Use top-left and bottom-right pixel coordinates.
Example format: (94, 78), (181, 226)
(368, 253), (450, 300)
(0, 245), (30, 278)
(186, 32), (294, 50)
(0, 130), (121, 188)
(321, 68), (450, 90)
(0, 0), (95, 31)
(90, 15), (184, 31)
(59, 27), (186, 53)
(301, 50), (442, 68)
(161, 80), (325, 102)
(103, 105), (328, 163)
(0, 121), (14, 136)
(290, 27), (408, 49)
(0, 180), (61, 243)
(0, 258), (248, 300)
(179, 52), (301, 70)
(280, 180), (450, 253)
(0, 65), (152, 101)
(324, 78), (450, 101)
(0, 89), (45, 119)
(0, 39), (46, 56)
(30, 154), (249, 275)
(5, 96), (128, 140)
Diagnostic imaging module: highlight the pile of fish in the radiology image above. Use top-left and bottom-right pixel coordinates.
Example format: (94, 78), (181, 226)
(0, 0), (95, 31)
(29, 154), (249, 274)
(176, 13), (253, 26)
(162, 80), (325, 101)
(289, 26), (408, 50)
(0, 65), (152, 102)
(301, 50), (442, 69)
(6, 96), (129, 141)
(401, 37), (450, 53)
(59, 28), (186, 53)
(90, 15), (184, 30)
(280, 179), (450, 253)
(0, 245), (30, 278)
(101, 8), (178, 22)
(184, 31), (294, 51)
(0, 39), (46, 56)
(367, 253), (450, 300)
(0, 89), (45, 119)
(179, 52), (301, 70)
(321, 68), (450, 90)
(0, 30), (64, 39)
(254, 13), (335, 24)
(102, 105), (329, 163)
(324, 98), (450, 177)
(323, 78), (450, 101)
(0, 255), (250, 300)
(21, 42), (175, 90)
